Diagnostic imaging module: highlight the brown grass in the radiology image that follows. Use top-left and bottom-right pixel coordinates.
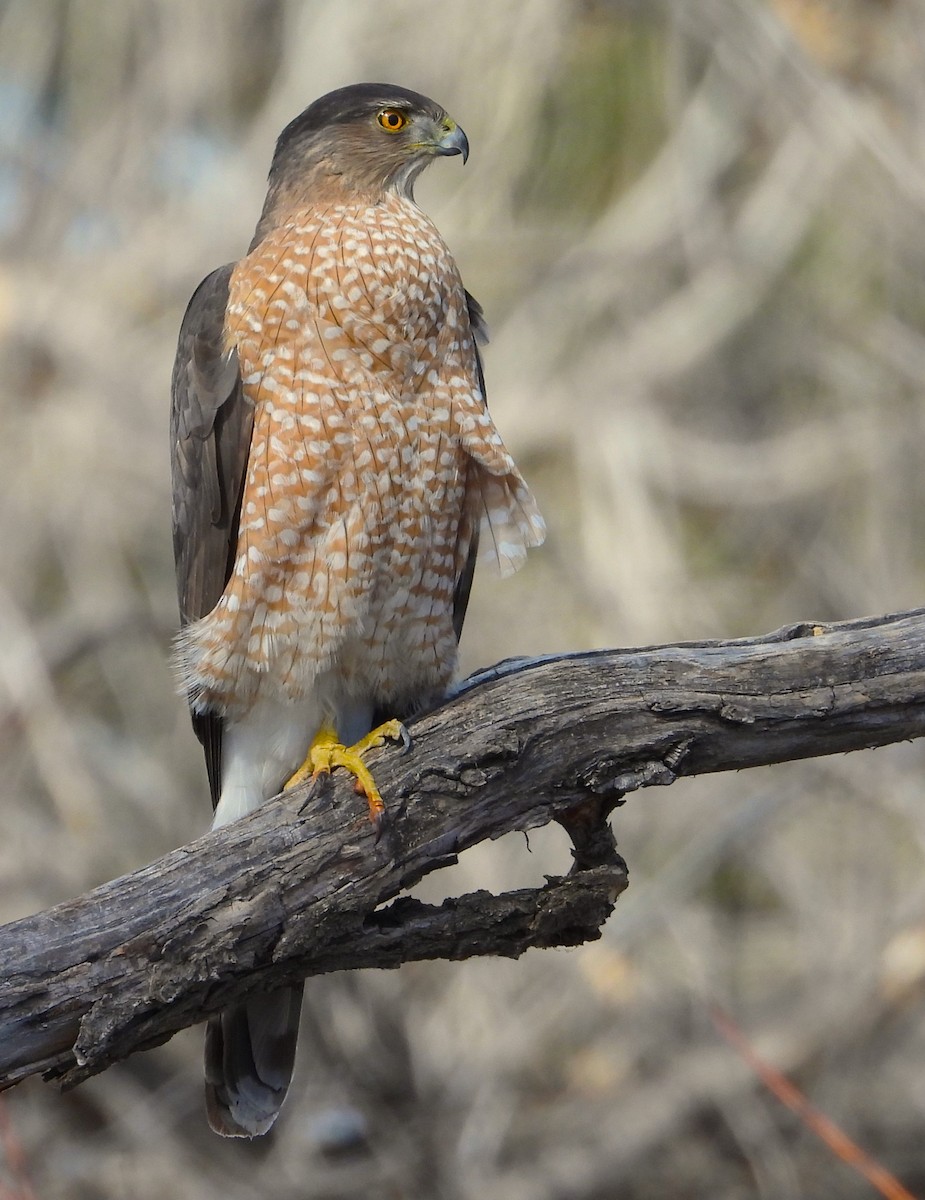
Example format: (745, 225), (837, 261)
(3, 1), (925, 1196)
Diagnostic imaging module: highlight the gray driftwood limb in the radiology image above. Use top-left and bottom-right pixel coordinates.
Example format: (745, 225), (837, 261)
(3, 607), (925, 1094)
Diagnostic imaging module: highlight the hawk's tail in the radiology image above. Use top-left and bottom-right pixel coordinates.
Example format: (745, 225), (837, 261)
(204, 983), (304, 1138)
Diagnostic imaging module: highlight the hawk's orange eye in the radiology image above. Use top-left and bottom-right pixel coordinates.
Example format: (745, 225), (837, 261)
(377, 109), (408, 133)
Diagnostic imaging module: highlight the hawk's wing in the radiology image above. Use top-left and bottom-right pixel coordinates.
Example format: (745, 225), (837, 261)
(170, 264), (255, 807)
(451, 290), (488, 641)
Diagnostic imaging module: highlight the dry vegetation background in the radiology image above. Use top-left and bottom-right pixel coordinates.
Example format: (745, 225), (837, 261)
(2, 0), (925, 1196)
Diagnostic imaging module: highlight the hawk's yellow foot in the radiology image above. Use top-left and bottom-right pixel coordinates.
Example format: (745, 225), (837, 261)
(284, 718), (409, 833)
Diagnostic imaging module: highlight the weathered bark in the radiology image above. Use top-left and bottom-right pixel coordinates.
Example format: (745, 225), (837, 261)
(3, 608), (925, 1093)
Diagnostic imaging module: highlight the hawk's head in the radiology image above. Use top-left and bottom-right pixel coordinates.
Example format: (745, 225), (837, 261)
(269, 83), (469, 201)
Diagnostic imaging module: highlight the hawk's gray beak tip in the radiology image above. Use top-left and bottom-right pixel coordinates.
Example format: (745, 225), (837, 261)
(438, 125), (469, 163)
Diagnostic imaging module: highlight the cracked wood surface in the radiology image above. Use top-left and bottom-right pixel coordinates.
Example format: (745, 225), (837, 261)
(2, 608), (925, 1093)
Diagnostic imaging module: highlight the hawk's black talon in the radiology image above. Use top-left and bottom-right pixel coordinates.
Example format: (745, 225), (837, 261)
(372, 806), (392, 846)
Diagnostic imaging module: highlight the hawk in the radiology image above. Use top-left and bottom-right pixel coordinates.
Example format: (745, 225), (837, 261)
(170, 83), (545, 1138)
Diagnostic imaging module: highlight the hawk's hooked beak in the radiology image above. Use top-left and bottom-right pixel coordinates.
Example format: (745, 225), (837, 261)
(436, 122), (469, 163)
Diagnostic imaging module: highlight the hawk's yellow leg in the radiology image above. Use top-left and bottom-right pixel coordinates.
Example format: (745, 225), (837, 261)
(284, 718), (407, 830)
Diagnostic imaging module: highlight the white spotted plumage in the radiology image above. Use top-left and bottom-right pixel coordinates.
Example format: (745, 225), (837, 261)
(175, 193), (544, 729)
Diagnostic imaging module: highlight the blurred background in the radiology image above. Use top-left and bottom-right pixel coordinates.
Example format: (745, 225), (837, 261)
(2, 0), (925, 1196)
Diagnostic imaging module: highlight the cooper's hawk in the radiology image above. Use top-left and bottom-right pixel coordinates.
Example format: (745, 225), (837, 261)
(170, 83), (545, 1138)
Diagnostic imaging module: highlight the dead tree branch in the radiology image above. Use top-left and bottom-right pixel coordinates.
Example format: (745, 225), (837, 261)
(3, 608), (925, 1093)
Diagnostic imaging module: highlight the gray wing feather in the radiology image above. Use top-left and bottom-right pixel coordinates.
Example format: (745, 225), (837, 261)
(452, 291), (488, 641)
(170, 264), (254, 806)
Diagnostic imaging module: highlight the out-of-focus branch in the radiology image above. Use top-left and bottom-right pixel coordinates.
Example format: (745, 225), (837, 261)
(2, 608), (925, 1094)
